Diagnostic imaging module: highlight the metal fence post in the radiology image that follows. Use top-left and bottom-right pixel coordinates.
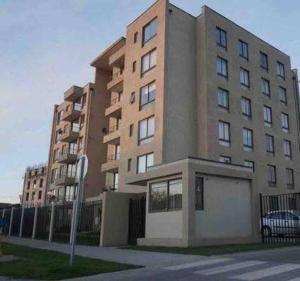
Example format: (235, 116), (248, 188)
(32, 206), (38, 239)
(19, 207), (25, 238)
(2, 209), (5, 219)
(69, 200), (76, 244)
(49, 202), (55, 242)
(8, 207), (14, 236)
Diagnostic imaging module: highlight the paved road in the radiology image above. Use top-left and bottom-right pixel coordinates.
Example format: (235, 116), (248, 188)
(4, 237), (300, 281)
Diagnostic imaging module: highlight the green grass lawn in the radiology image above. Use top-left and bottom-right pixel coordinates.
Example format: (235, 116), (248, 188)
(122, 243), (297, 256)
(0, 242), (140, 280)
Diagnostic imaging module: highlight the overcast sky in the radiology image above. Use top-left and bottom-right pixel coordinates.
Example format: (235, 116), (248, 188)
(1, 0), (299, 203)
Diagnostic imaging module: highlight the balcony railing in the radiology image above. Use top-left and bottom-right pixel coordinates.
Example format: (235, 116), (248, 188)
(63, 103), (82, 122)
(56, 149), (78, 164)
(59, 125), (80, 142)
(107, 70), (124, 92)
(54, 173), (76, 186)
(107, 153), (120, 162)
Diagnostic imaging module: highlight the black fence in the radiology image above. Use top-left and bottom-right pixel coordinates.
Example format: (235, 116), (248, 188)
(22, 207), (35, 238)
(11, 208), (22, 236)
(260, 193), (300, 243)
(53, 203), (73, 243)
(1, 209), (11, 235)
(36, 206), (51, 240)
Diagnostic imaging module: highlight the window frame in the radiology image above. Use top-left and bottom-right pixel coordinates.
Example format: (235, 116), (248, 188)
(266, 134), (275, 154)
(216, 26), (227, 49)
(279, 86), (287, 104)
(219, 155), (231, 164)
(240, 67), (250, 88)
(138, 115), (155, 145)
(217, 87), (229, 111)
(142, 17), (157, 46)
(137, 152), (154, 174)
(239, 39), (249, 60)
(140, 81), (156, 110)
(277, 61), (285, 80)
(267, 164), (277, 186)
(241, 96), (252, 118)
(283, 139), (292, 159)
(263, 105), (272, 127)
(261, 78), (271, 97)
(286, 168), (295, 188)
(260, 51), (269, 71)
(244, 160), (255, 172)
(217, 56), (228, 79)
(218, 121), (231, 146)
(141, 48), (157, 76)
(243, 127), (253, 151)
(281, 112), (290, 132)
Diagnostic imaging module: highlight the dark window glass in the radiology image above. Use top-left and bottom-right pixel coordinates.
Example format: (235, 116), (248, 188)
(260, 52), (268, 70)
(216, 27), (227, 49)
(217, 57), (228, 78)
(239, 40), (248, 60)
(143, 18), (157, 45)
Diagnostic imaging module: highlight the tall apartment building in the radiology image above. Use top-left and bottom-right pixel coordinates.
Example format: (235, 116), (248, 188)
(21, 163), (47, 208)
(89, 0), (300, 246)
(45, 83), (107, 203)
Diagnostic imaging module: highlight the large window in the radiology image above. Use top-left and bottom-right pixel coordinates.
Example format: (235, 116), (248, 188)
(286, 168), (294, 188)
(216, 27), (227, 49)
(263, 106), (272, 127)
(137, 152), (154, 174)
(279, 87), (287, 104)
(281, 113), (289, 132)
(217, 88), (229, 110)
(260, 52), (268, 71)
(267, 165), (276, 185)
(142, 18), (157, 45)
(241, 97), (251, 118)
(140, 81), (156, 109)
(141, 49), (157, 75)
(266, 134), (274, 154)
(261, 78), (270, 96)
(240, 68), (250, 88)
(277, 61), (285, 79)
(239, 40), (248, 60)
(149, 179), (182, 212)
(217, 57), (228, 78)
(243, 128), (253, 151)
(283, 139), (292, 159)
(218, 121), (230, 146)
(139, 116), (155, 145)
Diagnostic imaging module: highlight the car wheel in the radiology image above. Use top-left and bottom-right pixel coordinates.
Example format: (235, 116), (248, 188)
(263, 226), (272, 237)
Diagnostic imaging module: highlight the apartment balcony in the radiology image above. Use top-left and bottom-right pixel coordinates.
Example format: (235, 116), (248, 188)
(63, 103), (82, 122)
(56, 150), (78, 164)
(54, 174), (76, 187)
(109, 45), (125, 67)
(101, 154), (120, 172)
(107, 71), (123, 92)
(59, 125), (80, 143)
(103, 126), (121, 144)
(105, 98), (122, 118)
(64, 86), (83, 102)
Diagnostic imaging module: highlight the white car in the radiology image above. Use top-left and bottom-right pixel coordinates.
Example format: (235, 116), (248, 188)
(262, 210), (300, 237)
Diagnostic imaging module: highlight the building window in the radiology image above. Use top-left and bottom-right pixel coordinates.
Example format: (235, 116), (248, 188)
(239, 40), (248, 60)
(38, 190), (42, 200)
(279, 87), (287, 104)
(241, 97), (251, 118)
(283, 139), (292, 159)
(149, 179), (182, 212)
(263, 106), (272, 127)
(219, 155), (231, 164)
(25, 193), (29, 201)
(286, 168), (294, 188)
(127, 158), (132, 172)
(137, 152), (154, 174)
(217, 57), (228, 78)
(216, 27), (227, 49)
(33, 180), (37, 189)
(217, 88), (229, 111)
(277, 61), (285, 79)
(261, 78), (270, 96)
(281, 113), (289, 132)
(240, 68), (250, 88)
(130, 92), (135, 104)
(243, 128), (253, 151)
(134, 32), (138, 43)
(39, 179), (43, 188)
(142, 18), (157, 45)
(129, 124), (133, 137)
(141, 49), (157, 75)
(267, 165), (276, 186)
(138, 116), (155, 145)
(260, 51), (268, 71)
(218, 121), (230, 146)
(195, 177), (204, 210)
(140, 81), (156, 109)
(266, 134), (275, 154)
(31, 192), (35, 201)
(132, 61), (136, 72)
(244, 160), (255, 171)
(27, 181), (30, 189)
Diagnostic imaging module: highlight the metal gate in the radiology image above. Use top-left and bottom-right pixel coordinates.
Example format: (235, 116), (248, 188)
(128, 197), (146, 245)
(260, 193), (300, 243)
(36, 206), (51, 240)
(53, 203), (72, 243)
(22, 207), (35, 238)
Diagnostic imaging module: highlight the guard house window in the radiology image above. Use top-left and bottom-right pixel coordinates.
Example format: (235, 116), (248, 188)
(277, 61), (285, 79)
(240, 68), (250, 88)
(195, 177), (204, 210)
(283, 139), (292, 159)
(217, 57), (228, 79)
(218, 121), (230, 146)
(142, 18), (157, 46)
(217, 88), (229, 111)
(239, 40), (248, 60)
(219, 155), (231, 164)
(138, 116), (155, 145)
(216, 27), (227, 49)
(141, 49), (157, 75)
(266, 134), (275, 154)
(244, 160), (255, 171)
(260, 52), (268, 71)
(137, 152), (154, 174)
(261, 78), (270, 97)
(286, 168), (294, 188)
(267, 165), (277, 186)
(263, 106), (272, 127)
(243, 128), (253, 151)
(279, 87), (287, 104)
(241, 97), (251, 118)
(140, 81), (156, 109)
(281, 113), (289, 132)
(149, 179), (182, 212)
